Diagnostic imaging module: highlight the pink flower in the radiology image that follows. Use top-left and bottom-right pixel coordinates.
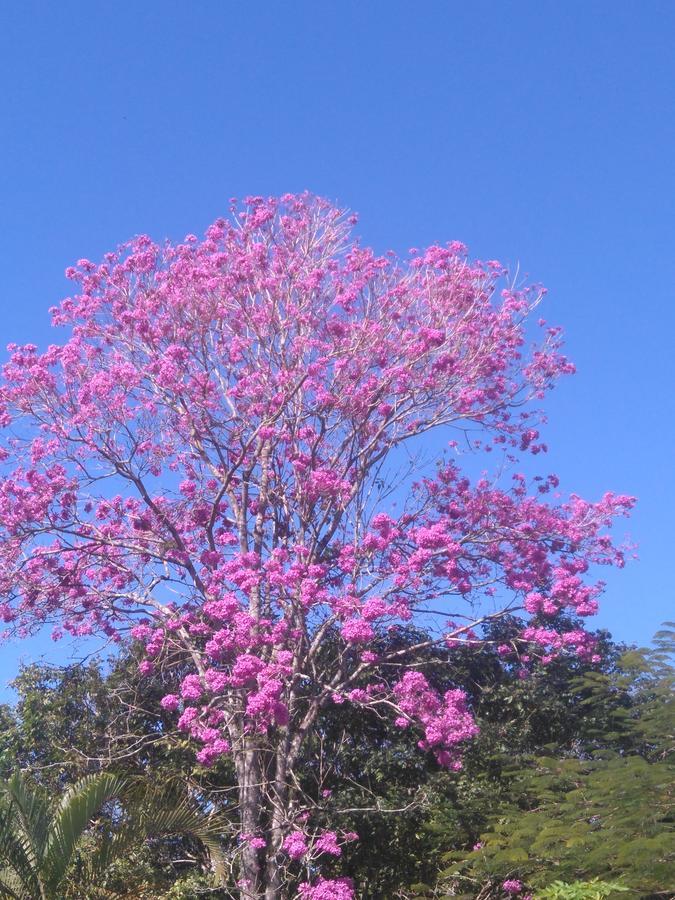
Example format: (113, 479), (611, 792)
(160, 694), (180, 712)
(298, 878), (355, 899)
(177, 707), (199, 731)
(196, 737), (230, 766)
(341, 619), (374, 643)
(393, 672), (478, 767)
(283, 831), (308, 860)
(347, 688), (369, 703)
(241, 833), (267, 850)
(180, 674), (203, 701)
(315, 830), (341, 856)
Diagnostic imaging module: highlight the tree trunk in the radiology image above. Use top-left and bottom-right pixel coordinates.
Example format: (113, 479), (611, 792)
(235, 744), (265, 899)
(264, 764), (289, 899)
(236, 700), (320, 899)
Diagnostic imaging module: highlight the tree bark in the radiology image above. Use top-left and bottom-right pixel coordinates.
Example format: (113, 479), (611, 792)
(264, 743), (292, 900)
(235, 743), (265, 899)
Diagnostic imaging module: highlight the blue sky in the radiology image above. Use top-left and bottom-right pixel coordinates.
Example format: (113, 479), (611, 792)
(1, 2), (673, 693)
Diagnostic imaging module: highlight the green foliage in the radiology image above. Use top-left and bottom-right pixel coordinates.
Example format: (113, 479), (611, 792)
(161, 871), (230, 899)
(433, 626), (675, 899)
(0, 770), (129, 898)
(535, 879), (629, 899)
(0, 651), (214, 791)
(0, 651), (237, 896)
(451, 752), (673, 893)
(0, 769), (227, 899)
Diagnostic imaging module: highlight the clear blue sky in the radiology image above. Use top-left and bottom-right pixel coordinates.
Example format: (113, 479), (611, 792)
(1, 1), (673, 693)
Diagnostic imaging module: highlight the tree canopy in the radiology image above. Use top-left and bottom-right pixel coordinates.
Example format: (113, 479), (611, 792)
(0, 195), (635, 897)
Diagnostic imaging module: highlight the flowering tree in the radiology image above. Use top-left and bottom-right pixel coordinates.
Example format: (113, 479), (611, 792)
(0, 195), (633, 899)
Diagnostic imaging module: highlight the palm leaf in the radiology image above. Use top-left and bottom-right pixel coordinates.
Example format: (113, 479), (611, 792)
(0, 771), (228, 897)
(85, 785), (228, 885)
(43, 773), (129, 893)
(0, 773), (51, 899)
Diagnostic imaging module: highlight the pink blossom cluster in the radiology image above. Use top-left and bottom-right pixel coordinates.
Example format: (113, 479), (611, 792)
(393, 671), (479, 768)
(240, 833), (267, 850)
(298, 878), (355, 899)
(283, 831), (309, 860)
(283, 829), (358, 862)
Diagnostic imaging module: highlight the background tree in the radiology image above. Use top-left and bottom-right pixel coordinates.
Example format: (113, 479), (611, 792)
(0, 194), (633, 898)
(0, 651), (213, 792)
(430, 626), (675, 899)
(0, 653), (236, 898)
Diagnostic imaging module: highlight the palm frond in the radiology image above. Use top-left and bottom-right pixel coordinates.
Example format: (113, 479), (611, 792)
(43, 773), (129, 893)
(0, 771), (228, 898)
(86, 785), (228, 885)
(0, 771), (51, 870)
(0, 773), (51, 899)
(0, 868), (26, 900)
(138, 789), (228, 882)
